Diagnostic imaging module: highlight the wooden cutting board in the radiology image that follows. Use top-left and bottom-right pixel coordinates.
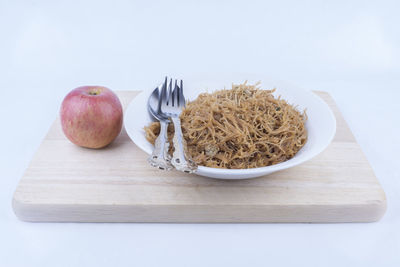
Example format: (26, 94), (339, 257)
(12, 91), (386, 223)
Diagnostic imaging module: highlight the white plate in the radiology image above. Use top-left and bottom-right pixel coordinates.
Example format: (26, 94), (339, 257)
(124, 77), (336, 179)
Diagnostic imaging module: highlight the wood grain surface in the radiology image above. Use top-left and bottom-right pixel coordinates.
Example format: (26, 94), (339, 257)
(12, 91), (387, 223)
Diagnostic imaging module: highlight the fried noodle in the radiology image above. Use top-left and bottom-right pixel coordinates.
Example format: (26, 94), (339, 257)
(145, 82), (307, 169)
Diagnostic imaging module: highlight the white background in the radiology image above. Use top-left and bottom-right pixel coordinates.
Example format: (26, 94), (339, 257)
(1, 0), (399, 266)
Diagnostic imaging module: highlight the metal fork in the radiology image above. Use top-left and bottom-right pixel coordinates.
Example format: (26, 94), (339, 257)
(160, 78), (197, 173)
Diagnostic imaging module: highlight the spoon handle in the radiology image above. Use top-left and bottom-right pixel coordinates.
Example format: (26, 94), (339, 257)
(147, 120), (173, 170)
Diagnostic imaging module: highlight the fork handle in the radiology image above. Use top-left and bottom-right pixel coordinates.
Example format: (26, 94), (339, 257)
(170, 117), (197, 173)
(147, 120), (173, 170)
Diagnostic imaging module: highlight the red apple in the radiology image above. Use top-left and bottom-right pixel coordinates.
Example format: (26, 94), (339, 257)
(60, 86), (123, 149)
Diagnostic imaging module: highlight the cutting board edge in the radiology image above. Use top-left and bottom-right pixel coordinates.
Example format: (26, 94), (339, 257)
(12, 194), (387, 223)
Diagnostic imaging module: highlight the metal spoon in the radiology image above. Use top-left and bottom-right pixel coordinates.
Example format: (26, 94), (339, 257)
(147, 82), (173, 170)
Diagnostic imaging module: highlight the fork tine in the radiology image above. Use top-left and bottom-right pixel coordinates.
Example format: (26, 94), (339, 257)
(159, 77), (168, 111)
(174, 79), (178, 107)
(179, 80), (185, 107)
(168, 78), (173, 105)
(174, 79), (178, 93)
